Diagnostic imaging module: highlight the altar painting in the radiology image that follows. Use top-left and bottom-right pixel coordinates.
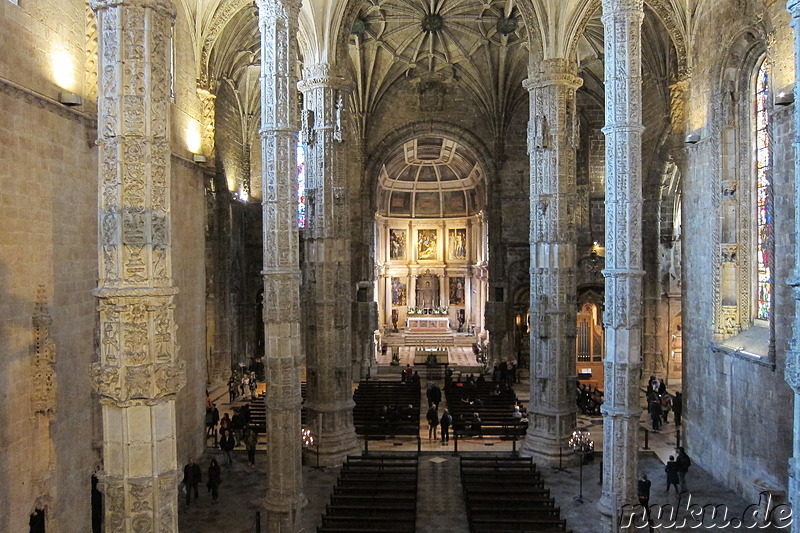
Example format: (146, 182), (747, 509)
(417, 229), (438, 260)
(389, 229), (406, 260)
(449, 277), (465, 305)
(391, 277), (407, 306)
(448, 228), (467, 260)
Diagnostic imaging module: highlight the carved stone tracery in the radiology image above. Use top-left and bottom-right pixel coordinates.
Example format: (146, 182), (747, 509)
(598, 0), (645, 529)
(257, 0), (307, 529)
(92, 1), (184, 531)
(520, 58), (582, 466)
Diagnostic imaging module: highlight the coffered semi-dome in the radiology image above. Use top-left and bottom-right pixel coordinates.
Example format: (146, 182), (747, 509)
(376, 136), (485, 218)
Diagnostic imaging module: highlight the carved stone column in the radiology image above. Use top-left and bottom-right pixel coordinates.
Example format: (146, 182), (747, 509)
(598, 0), (645, 529)
(785, 2), (800, 530)
(256, 1), (306, 530)
(298, 63), (359, 465)
(520, 59), (582, 465)
(90, 1), (185, 531)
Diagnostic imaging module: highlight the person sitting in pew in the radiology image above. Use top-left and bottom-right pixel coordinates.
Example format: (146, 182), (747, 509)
(471, 412), (483, 438)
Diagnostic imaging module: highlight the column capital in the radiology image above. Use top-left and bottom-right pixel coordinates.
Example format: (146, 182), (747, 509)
(601, 0), (644, 14)
(523, 58), (582, 90)
(90, 0), (176, 17)
(256, 0), (301, 17)
(298, 63), (353, 93)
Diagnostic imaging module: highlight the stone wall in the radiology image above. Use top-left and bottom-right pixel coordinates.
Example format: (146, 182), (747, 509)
(172, 159), (209, 466)
(682, 0), (795, 503)
(0, 85), (99, 532)
(0, 1), (209, 529)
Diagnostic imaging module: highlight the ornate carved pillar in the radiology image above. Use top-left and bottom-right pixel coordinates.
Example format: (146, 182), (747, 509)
(520, 59), (582, 465)
(257, 0), (306, 529)
(90, 1), (185, 531)
(598, 0), (645, 529)
(298, 63), (359, 465)
(785, 2), (800, 529)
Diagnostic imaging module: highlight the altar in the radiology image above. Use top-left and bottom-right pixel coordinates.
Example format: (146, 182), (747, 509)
(406, 316), (450, 331)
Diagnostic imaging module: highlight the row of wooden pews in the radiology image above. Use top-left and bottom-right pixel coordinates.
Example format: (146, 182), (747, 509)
(445, 380), (525, 441)
(460, 456), (572, 533)
(318, 454), (418, 533)
(352, 380), (420, 439)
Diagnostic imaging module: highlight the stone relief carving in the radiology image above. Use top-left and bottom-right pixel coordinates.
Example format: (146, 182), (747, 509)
(31, 285), (57, 415)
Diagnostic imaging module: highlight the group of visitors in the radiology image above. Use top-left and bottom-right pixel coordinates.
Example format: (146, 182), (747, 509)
(576, 384), (604, 415)
(645, 376), (683, 431)
(205, 393), (260, 469)
(182, 457), (222, 506)
(491, 360), (518, 385)
(637, 446), (693, 520)
(400, 364), (421, 383)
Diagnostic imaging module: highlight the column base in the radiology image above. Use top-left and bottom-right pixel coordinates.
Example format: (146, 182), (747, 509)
(303, 430), (360, 467)
(264, 492), (308, 533)
(519, 432), (577, 468)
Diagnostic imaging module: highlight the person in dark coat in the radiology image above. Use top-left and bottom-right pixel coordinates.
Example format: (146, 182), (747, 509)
(426, 383), (442, 408)
(672, 392), (683, 426)
(206, 458), (221, 503)
(649, 399), (662, 431)
(638, 473), (652, 526)
(243, 427), (258, 466)
(440, 409), (452, 445)
(665, 455), (680, 495)
(426, 403), (439, 440)
(183, 458), (202, 506)
(637, 473), (651, 507)
(219, 429), (236, 466)
(676, 447), (691, 492)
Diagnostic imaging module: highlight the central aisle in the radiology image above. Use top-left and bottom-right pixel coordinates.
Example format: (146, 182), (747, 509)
(415, 454), (471, 533)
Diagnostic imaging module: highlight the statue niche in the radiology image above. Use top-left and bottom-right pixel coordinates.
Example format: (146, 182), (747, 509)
(415, 272), (440, 310)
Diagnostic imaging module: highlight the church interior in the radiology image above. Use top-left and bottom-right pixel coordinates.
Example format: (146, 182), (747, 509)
(2, 0), (800, 531)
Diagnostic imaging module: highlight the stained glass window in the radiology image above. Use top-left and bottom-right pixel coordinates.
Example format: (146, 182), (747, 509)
(755, 61), (772, 321)
(297, 139), (307, 228)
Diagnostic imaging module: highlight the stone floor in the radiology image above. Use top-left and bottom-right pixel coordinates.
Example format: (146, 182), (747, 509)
(181, 375), (785, 532)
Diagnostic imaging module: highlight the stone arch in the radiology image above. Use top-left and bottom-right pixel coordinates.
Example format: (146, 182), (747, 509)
(708, 26), (771, 339)
(332, 0), (544, 71)
(567, 0), (689, 79)
(365, 120), (495, 214)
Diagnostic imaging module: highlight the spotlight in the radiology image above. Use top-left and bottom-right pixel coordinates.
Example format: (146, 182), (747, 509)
(58, 91), (82, 106)
(684, 131), (700, 144)
(192, 154), (207, 164)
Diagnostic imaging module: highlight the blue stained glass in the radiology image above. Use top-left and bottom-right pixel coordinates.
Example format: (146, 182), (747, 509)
(755, 61), (772, 321)
(297, 140), (306, 228)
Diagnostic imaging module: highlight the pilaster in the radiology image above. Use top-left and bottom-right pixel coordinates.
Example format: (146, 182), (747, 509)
(298, 63), (359, 465)
(257, 0), (307, 530)
(520, 58), (582, 465)
(90, 1), (185, 531)
(784, 2), (800, 531)
(598, 0), (645, 529)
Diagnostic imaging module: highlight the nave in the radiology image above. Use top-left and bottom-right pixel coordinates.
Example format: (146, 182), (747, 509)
(180, 373), (767, 533)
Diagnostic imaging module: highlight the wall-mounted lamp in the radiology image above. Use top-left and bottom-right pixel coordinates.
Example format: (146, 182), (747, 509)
(192, 154), (207, 164)
(775, 89), (795, 106)
(684, 131), (700, 144)
(58, 91), (82, 106)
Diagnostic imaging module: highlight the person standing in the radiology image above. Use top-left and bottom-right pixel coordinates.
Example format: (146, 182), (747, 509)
(183, 458), (202, 506)
(676, 447), (691, 493)
(638, 473), (652, 526)
(665, 455), (680, 495)
(220, 429), (236, 466)
(228, 376), (237, 403)
(672, 392), (683, 426)
(649, 398), (662, 432)
(207, 458), (221, 504)
(440, 409), (452, 445)
(426, 403), (439, 440)
(243, 427), (258, 467)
